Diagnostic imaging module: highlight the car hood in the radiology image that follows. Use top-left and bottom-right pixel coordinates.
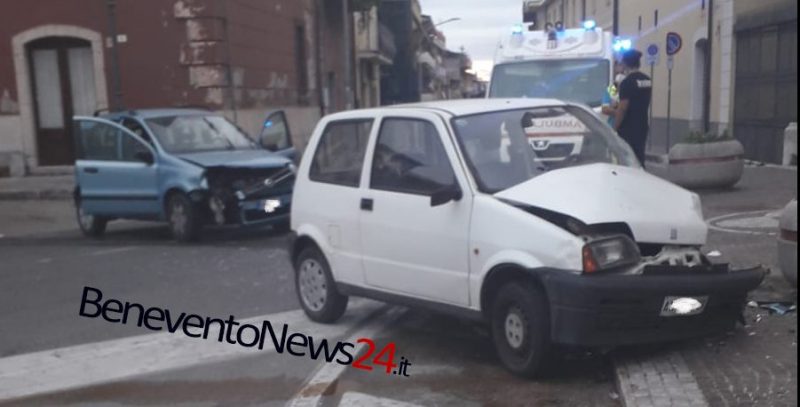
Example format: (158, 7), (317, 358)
(176, 149), (290, 169)
(494, 163), (707, 245)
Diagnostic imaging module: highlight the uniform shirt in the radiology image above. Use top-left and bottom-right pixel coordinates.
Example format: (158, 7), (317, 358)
(617, 71), (652, 136)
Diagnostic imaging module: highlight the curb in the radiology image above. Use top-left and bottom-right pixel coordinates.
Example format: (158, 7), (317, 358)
(614, 351), (709, 407)
(0, 190), (72, 201)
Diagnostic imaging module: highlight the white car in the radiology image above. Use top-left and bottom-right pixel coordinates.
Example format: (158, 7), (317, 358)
(289, 99), (764, 377)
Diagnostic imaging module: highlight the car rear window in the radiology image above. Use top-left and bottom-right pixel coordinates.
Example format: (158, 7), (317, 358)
(309, 119), (374, 187)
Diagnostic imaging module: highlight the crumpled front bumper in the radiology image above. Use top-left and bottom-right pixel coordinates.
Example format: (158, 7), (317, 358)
(538, 265), (767, 347)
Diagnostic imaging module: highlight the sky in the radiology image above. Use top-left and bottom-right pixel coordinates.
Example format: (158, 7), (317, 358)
(418, 0), (522, 81)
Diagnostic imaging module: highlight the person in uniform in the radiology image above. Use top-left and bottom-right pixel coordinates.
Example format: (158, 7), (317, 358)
(614, 49), (652, 164)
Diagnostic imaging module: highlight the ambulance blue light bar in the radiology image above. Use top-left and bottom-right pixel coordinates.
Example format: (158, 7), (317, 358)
(583, 20), (597, 30)
(512, 24), (524, 35)
(613, 38), (632, 52)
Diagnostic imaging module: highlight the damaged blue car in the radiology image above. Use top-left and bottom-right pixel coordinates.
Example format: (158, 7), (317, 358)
(72, 108), (296, 242)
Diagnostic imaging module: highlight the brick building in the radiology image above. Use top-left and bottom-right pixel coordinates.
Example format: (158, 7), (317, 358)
(0, 0), (352, 176)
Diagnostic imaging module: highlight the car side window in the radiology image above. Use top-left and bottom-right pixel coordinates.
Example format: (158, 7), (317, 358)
(75, 121), (122, 161)
(370, 118), (456, 195)
(120, 133), (152, 162)
(120, 118), (153, 145)
(309, 120), (373, 187)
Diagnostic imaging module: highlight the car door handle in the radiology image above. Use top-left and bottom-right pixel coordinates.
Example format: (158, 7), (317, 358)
(83, 167), (99, 174)
(360, 198), (373, 211)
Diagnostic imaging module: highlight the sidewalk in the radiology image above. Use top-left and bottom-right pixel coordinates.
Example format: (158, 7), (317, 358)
(0, 175), (74, 200)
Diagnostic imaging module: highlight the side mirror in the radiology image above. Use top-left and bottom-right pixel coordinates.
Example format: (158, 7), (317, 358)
(134, 151), (154, 165)
(430, 184), (463, 207)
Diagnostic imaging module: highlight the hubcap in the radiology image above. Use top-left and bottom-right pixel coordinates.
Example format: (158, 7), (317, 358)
(298, 259), (327, 312)
(505, 307), (526, 350)
(170, 201), (187, 235)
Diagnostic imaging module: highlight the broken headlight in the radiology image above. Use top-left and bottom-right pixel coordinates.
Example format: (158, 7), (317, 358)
(582, 235), (641, 273)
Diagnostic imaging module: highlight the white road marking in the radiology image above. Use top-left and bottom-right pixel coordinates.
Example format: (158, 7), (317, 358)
(286, 307), (406, 407)
(90, 246), (139, 256)
(0, 299), (383, 402)
(338, 392), (423, 407)
(707, 210), (782, 236)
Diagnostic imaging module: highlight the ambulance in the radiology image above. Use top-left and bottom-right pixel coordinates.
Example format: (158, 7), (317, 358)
(488, 21), (631, 162)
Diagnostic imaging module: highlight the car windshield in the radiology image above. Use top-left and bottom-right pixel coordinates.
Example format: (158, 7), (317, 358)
(145, 115), (257, 153)
(489, 59), (610, 107)
(451, 105), (639, 194)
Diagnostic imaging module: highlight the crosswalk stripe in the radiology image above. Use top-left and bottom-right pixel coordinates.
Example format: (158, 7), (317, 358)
(0, 299), (383, 403)
(286, 307), (405, 407)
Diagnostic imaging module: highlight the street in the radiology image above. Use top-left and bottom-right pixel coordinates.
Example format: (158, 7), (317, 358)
(0, 165), (795, 406)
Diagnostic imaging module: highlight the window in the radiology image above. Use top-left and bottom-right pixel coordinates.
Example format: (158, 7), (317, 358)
(310, 120), (373, 187)
(75, 120), (153, 162)
(120, 133), (151, 162)
(371, 118), (456, 195)
(75, 121), (121, 161)
(120, 118), (152, 145)
(145, 115), (256, 153)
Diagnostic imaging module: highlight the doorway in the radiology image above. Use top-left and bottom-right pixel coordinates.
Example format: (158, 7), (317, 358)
(27, 37), (97, 166)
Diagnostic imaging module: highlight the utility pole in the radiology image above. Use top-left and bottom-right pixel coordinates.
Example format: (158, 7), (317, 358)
(612, 0), (620, 35)
(105, 0), (124, 110)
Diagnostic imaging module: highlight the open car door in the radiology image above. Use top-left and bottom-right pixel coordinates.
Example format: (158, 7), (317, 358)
(258, 110), (296, 161)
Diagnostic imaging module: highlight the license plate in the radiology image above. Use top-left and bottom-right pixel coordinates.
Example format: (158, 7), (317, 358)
(660, 296), (708, 317)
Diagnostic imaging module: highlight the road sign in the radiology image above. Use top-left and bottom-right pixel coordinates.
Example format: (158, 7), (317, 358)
(666, 32), (683, 56)
(646, 43), (659, 65)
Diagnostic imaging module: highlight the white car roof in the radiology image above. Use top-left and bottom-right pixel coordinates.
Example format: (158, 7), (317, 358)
(324, 98), (567, 120)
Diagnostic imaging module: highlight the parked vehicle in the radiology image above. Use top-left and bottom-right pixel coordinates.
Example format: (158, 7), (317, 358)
(488, 21), (620, 161)
(73, 108), (295, 242)
(778, 199), (797, 286)
(289, 99), (765, 377)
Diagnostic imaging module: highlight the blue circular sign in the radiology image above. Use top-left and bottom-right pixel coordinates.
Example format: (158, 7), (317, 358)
(666, 32), (683, 56)
(647, 44), (659, 56)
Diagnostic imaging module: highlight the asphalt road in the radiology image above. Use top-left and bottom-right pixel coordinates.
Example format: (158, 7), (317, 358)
(0, 202), (618, 406)
(0, 165), (794, 406)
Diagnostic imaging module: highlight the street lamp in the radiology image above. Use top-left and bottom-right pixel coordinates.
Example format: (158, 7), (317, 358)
(435, 17), (461, 27)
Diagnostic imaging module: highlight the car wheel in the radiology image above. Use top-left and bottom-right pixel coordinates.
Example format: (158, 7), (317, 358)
(295, 246), (348, 323)
(167, 192), (201, 242)
(75, 199), (107, 238)
(491, 282), (551, 377)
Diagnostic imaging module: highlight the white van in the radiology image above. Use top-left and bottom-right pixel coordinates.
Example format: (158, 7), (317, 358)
(289, 99), (764, 377)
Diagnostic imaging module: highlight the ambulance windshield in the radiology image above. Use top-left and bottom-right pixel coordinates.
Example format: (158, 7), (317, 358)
(489, 58), (610, 107)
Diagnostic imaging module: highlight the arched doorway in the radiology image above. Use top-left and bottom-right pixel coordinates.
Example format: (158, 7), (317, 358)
(691, 38), (709, 131)
(12, 25), (108, 170)
(27, 37), (96, 165)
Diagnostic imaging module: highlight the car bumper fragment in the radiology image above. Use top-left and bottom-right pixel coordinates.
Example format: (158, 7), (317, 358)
(538, 265), (766, 346)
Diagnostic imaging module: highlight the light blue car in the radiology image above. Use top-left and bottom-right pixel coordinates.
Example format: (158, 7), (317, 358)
(72, 108), (296, 242)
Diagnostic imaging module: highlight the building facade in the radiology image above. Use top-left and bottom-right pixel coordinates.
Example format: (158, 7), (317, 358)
(0, 0), (352, 176)
(529, 0), (797, 163)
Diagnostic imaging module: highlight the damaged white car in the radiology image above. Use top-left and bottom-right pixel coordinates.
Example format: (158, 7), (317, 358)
(290, 99), (765, 377)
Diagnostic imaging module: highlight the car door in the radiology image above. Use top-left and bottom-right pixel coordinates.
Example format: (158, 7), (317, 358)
(296, 118), (376, 285)
(73, 116), (160, 217)
(259, 111), (296, 161)
(359, 111), (472, 306)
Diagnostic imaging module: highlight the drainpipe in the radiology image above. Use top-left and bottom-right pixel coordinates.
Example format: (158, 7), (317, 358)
(703, 0), (714, 133)
(105, 0), (124, 110)
(343, 0), (354, 110)
(315, 0), (325, 116)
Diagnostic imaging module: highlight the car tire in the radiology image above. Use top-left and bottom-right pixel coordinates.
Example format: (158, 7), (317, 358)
(75, 198), (107, 238)
(166, 192), (202, 242)
(490, 281), (552, 378)
(295, 246), (348, 323)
